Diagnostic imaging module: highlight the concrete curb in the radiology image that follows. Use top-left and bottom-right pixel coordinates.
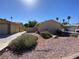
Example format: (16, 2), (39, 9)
(0, 31), (25, 51)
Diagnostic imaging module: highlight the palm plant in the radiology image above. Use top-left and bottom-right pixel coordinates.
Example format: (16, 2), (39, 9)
(56, 17), (59, 21)
(11, 16), (13, 21)
(67, 16), (71, 24)
(63, 19), (65, 23)
(62, 19), (68, 25)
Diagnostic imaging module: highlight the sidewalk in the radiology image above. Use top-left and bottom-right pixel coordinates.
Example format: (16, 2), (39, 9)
(0, 31), (25, 51)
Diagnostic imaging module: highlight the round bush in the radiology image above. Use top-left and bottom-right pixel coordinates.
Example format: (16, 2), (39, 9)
(40, 31), (52, 39)
(8, 34), (38, 52)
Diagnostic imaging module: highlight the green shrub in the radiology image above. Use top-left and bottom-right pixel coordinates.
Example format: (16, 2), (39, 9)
(40, 31), (52, 39)
(24, 20), (38, 28)
(54, 29), (63, 35)
(8, 34), (38, 52)
(28, 20), (37, 27)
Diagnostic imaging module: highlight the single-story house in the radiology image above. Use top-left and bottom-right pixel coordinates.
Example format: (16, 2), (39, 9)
(64, 23), (79, 32)
(37, 20), (63, 34)
(0, 18), (25, 35)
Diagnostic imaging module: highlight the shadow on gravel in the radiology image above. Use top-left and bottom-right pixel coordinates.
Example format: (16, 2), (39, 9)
(0, 35), (10, 38)
(8, 44), (37, 55)
(74, 56), (79, 59)
(0, 44), (37, 56)
(0, 47), (8, 56)
(0, 34), (13, 38)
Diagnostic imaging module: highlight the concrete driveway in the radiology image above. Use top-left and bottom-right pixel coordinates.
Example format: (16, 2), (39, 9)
(0, 31), (25, 51)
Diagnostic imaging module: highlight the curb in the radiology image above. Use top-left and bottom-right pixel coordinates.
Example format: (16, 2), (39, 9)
(0, 31), (25, 52)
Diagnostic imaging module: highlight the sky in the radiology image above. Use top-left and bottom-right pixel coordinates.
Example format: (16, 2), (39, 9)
(0, 0), (79, 24)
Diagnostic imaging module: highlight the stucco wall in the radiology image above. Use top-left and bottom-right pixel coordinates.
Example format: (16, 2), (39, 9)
(10, 23), (20, 34)
(10, 23), (25, 34)
(0, 23), (9, 34)
(38, 20), (63, 34)
(0, 19), (25, 34)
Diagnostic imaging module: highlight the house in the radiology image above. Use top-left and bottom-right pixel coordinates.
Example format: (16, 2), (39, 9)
(64, 23), (79, 32)
(0, 18), (25, 35)
(37, 20), (63, 34)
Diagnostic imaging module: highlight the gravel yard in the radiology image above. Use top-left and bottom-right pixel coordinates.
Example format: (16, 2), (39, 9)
(0, 33), (79, 59)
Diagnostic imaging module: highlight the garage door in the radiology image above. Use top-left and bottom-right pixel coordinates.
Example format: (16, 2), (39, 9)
(0, 24), (9, 35)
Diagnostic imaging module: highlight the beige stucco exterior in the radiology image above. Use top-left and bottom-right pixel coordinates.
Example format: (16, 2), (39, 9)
(0, 18), (25, 34)
(37, 20), (63, 34)
(0, 23), (9, 34)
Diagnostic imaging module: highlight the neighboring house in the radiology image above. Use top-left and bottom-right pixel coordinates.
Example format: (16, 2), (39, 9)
(0, 18), (25, 35)
(37, 20), (63, 34)
(64, 23), (79, 33)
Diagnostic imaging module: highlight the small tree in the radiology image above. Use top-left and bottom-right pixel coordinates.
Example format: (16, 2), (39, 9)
(24, 23), (29, 27)
(24, 20), (38, 28)
(28, 20), (37, 27)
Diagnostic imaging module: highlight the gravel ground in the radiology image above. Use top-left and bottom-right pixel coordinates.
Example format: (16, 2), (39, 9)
(0, 33), (79, 59)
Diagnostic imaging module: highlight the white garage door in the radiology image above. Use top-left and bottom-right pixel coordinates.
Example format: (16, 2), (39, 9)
(0, 24), (9, 35)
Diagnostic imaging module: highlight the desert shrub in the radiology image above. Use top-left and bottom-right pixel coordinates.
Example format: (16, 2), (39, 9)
(54, 29), (70, 36)
(8, 34), (38, 52)
(40, 31), (52, 39)
(62, 32), (70, 36)
(54, 29), (63, 35)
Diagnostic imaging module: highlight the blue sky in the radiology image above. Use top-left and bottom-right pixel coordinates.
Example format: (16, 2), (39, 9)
(0, 0), (79, 24)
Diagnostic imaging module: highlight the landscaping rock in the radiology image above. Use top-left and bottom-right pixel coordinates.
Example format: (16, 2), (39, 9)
(53, 35), (58, 38)
(78, 36), (79, 38)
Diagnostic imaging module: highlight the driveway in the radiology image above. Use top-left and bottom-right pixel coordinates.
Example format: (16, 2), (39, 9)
(0, 31), (25, 51)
